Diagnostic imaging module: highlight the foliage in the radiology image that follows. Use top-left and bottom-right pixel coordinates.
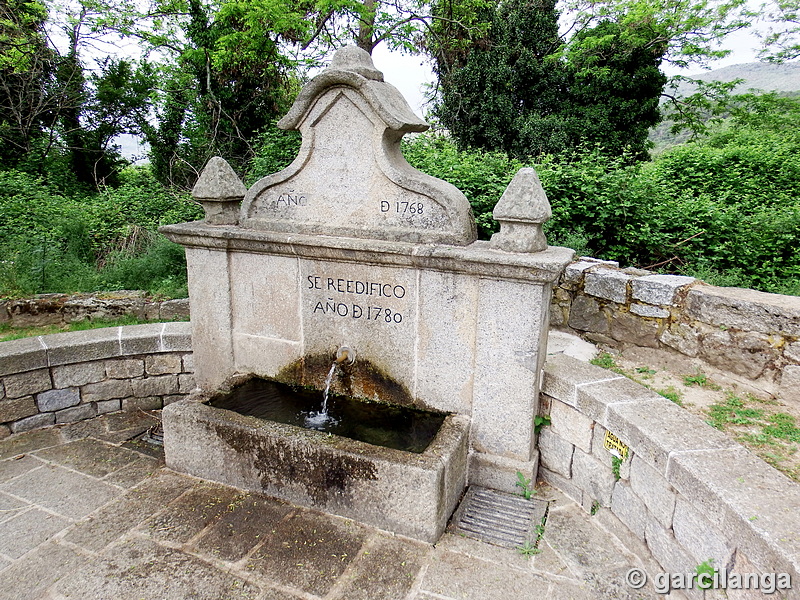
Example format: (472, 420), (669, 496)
(246, 123), (303, 185)
(0, 166), (200, 297)
(515, 470), (535, 499)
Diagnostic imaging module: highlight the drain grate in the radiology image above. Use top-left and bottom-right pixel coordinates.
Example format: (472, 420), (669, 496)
(449, 486), (549, 549)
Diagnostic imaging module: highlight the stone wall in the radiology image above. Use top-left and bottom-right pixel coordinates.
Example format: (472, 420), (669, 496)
(539, 352), (800, 599)
(0, 323), (194, 438)
(551, 258), (800, 402)
(0, 291), (190, 329)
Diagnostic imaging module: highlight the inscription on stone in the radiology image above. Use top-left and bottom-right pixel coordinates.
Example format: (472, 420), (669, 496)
(306, 273), (408, 324)
(264, 190), (308, 211)
(380, 201), (424, 215)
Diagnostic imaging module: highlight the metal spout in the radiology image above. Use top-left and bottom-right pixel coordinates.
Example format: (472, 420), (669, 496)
(335, 345), (356, 365)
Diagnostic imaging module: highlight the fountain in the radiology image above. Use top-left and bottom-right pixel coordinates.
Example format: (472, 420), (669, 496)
(160, 45), (572, 542)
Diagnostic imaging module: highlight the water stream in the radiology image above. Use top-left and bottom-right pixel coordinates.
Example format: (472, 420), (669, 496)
(304, 362), (339, 429)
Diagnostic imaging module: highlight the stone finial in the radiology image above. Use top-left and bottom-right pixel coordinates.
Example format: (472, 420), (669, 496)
(490, 168), (552, 253)
(192, 157), (247, 225)
(329, 45), (383, 80)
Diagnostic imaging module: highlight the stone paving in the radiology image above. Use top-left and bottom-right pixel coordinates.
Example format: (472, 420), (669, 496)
(0, 411), (684, 600)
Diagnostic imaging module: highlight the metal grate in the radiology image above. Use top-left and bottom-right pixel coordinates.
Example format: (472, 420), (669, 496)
(449, 486), (549, 549)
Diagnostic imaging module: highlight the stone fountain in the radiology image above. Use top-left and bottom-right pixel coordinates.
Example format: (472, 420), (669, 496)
(160, 46), (573, 542)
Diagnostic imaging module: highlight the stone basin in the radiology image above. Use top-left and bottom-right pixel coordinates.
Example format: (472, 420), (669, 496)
(162, 385), (470, 543)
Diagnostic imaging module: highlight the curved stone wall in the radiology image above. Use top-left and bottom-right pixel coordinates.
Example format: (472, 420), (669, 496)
(0, 323), (193, 438)
(551, 258), (800, 403)
(540, 352), (800, 599)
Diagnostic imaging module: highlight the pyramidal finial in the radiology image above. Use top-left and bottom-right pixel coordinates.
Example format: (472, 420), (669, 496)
(490, 168), (552, 253)
(192, 157), (247, 225)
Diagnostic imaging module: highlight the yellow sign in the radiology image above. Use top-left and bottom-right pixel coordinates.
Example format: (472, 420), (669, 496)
(603, 430), (629, 460)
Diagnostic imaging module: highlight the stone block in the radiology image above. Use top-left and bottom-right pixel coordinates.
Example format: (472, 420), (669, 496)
(659, 324), (701, 357)
(571, 449), (616, 507)
(537, 428), (574, 477)
(415, 271), (478, 415)
(3, 369), (51, 398)
(550, 399), (594, 453)
(576, 374), (656, 423)
(122, 396), (162, 411)
(159, 321), (193, 352)
(55, 403), (97, 424)
(51, 361), (105, 388)
(145, 354), (183, 376)
(542, 353), (625, 407)
(567, 295), (610, 334)
(185, 247), (234, 389)
(606, 398), (738, 474)
(630, 303), (670, 318)
(118, 323), (163, 356)
(632, 274), (696, 306)
(467, 451), (538, 494)
(105, 358), (144, 379)
(182, 353), (194, 373)
(666, 446), (800, 579)
(608, 310), (661, 348)
(178, 374), (196, 394)
(584, 269), (631, 303)
(590, 425), (631, 479)
(130, 375), (178, 397)
(686, 285), (800, 337)
(10, 412), (55, 433)
(160, 298), (190, 320)
(231, 335), (301, 380)
(537, 466), (583, 505)
(472, 278), (544, 459)
(645, 521), (703, 599)
(96, 399), (121, 414)
(36, 388), (80, 412)
(630, 455), (676, 528)
(81, 380), (132, 403)
(0, 396), (38, 422)
(785, 342), (800, 364)
(163, 394), (186, 406)
(699, 330), (775, 379)
(563, 261), (597, 287)
(779, 365), (800, 403)
(0, 337), (47, 377)
(42, 327), (122, 366)
(673, 497), (735, 567)
(610, 480), (647, 540)
(0, 424), (9, 440)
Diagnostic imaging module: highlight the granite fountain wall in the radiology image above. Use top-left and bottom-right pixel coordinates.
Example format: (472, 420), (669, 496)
(159, 46), (572, 541)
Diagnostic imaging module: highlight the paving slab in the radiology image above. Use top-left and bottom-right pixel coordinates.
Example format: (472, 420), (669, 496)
(0, 454), (43, 485)
(0, 428), (62, 460)
(64, 470), (192, 552)
(329, 533), (429, 600)
(32, 438), (140, 478)
(0, 491), (29, 525)
(193, 493), (293, 562)
(0, 541), (85, 600)
(0, 507), (70, 559)
(54, 537), (262, 600)
(0, 463), (121, 520)
(100, 455), (161, 488)
(245, 510), (368, 596)
(419, 548), (553, 599)
(141, 482), (243, 544)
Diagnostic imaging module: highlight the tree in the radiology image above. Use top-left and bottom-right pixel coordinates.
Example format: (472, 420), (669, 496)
(432, 0), (668, 159)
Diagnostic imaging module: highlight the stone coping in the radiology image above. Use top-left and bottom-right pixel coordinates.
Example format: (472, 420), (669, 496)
(160, 222), (574, 283)
(540, 352), (800, 597)
(0, 322), (192, 377)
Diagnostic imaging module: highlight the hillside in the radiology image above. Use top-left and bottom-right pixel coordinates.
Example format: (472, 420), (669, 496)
(651, 61), (800, 151)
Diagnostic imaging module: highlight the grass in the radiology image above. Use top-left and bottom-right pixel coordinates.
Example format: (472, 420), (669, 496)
(0, 314), (188, 343)
(706, 392), (800, 481)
